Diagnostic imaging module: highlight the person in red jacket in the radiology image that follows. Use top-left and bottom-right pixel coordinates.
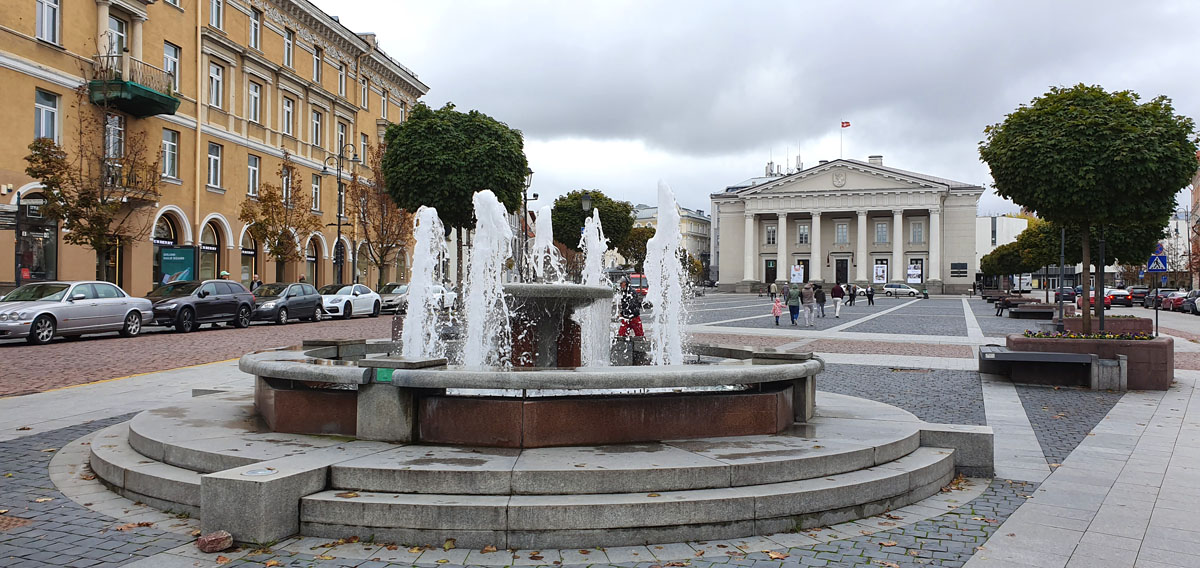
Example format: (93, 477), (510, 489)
(830, 282), (845, 318)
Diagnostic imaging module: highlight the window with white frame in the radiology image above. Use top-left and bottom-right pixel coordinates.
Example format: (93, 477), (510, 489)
(281, 167), (292, 204)
(311, 110), (322, 147)
(875, 221), (889, 243)
(381, 91), (388, 119)
(337, 64), (345, 96)
(207, 143), (222, 187)
(360, 134), (368, 162)
(282, 97), (294, 136)
(161, 129), (179, 178)
(249, 9), (261, 49)
(796, 223), (810, 245)
(208, 62), (223, 108)
(106, 16), (126, 56)
(283, 30), (294, 67)
(247, 81), (261, 123)
(209, 0), (223, 29)
(104, 114), (124, 159)
(35, 0), (59, 44)
(163, 42), (181, 91)
(835, 223), (849, 244)
(247, 154), (260, 196)
(337, 122), (347, 150)
(911, 220), (925, 244)
(311, 174), (321, 211)
(360, 78), (368, 109)
(34, 89), (58, 142)
(765, 226), (776, 245)
(312, 47), (322, 82)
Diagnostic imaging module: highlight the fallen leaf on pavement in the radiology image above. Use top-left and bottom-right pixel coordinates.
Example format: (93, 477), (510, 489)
(0, 509), (7, 515)
(884, 513), (903, 520)
(577, 550), (590, 555)
(876, 562), (900, 568)
(16, 427), (30, 431)
(436, 559), (449, 564)
(530, 555), (544, 560)
(767, 551), (788, 560)
(80, 474), (95, 481)
(408, 547), (423, 553)
(40, 448), (56, 453)
(695, 550), (705, 557)
(878, 521), (896, 526)
(880, 541), (897, 547)
(33, 498), (53, 503)
(315, 555), (334, 560)
(481, 545), (498, 553)
(215, 556), (230, 565)
(647, 493), (661, 497)
(114, 522), (153, 531)
(443, 538), (456, 551)
(334, 491), (359, 499)
(264, 561), (283, 567)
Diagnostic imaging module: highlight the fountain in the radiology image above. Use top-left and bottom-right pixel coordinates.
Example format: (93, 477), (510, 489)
(399, 206), (447, 360)
(574, 208), (612, 366)
(461, 190), (514, 367)
(643, 181), (688, 365)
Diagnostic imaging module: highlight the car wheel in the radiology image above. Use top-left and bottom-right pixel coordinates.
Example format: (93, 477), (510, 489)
(886, 291), (892, 297)
(275, 307), (288, 325)
(27, 314), (55, 345)
(342, 303), (353, 320)
(119, 311), (142, 337)
(312, 306), (324, 322)
(909, 291), (916, 297)
(233, 305), (251, 328)
(370, 301), (380, 318)
(175, 308), (195, 333)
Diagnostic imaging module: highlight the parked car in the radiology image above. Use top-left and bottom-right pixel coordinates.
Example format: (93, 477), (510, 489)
(1128, 286), (1150, 305)
(0, 281), (153, 345)
(1053, 287), (1077, 303)
(626, 273), (650, 297)
(379, 283), (456, 314)
(1163, 291), (1189, 312)
(319, 284), (381, 319)
(1106, 289), (1133, 307)
(1181, 290), (1200, 315)
(1076, 290), (1112, 310)
(251, 282), (322, 324)
(147, 280), (255, 332)
(1143, 288), (1179, 309)
(883, 283), (920, 297)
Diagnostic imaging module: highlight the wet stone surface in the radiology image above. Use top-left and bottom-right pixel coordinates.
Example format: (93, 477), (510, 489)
(1014, 384), (1125, 465)
(817, 364), (986, 425)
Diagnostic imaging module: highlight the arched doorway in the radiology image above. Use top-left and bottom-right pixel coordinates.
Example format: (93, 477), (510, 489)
(151, 215), (180, 286)
(15, 191), (58, 284)
(240, 232), (258, 287)
(199, 222), (222, 280)
(305, 239), (319, 285)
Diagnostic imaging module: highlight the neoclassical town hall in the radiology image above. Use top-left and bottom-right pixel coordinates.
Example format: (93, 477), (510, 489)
(711, 156), (983, 294)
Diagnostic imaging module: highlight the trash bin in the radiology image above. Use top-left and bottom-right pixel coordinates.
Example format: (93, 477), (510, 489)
(922, 288), (929, 299)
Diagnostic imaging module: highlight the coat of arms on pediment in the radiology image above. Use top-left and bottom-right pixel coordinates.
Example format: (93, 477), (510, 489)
(832, 172), (847, 187)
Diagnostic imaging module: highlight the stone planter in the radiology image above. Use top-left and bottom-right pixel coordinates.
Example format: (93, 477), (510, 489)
(1058, 316), (1153, 335)
(1006, 334), (1172, 390)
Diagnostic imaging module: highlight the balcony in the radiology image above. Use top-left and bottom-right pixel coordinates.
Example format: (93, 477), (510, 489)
(88, 55), (181, 117)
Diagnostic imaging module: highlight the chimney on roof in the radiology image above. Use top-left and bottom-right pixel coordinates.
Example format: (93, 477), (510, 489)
(358, 33), (378, 49)
(868, 155), (883, 166)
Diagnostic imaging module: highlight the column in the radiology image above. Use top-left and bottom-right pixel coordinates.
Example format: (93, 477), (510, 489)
(130, 16), (145, 60)
(929, 209), (942, 281)
(742, 212), (755, 281)
(856, 210), (868, 283)
(96, 2), (111, 56)
(776, 212), (788, 281)
(809, 212), (822, 282)
(892, 209), (904, 282)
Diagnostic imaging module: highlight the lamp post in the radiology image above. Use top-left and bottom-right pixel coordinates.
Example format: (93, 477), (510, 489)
(320, 144), (360, 285)
(518, 169), (534, 282)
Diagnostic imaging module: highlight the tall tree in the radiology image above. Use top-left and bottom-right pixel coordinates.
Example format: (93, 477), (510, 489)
(24, 87), (161, 280)
(550, 190), (634, 252)
(346, 143), (414, 289)
(382, 102), (529, 282)
(239, 151), (323, 278)
(980, 84), (1197, 331)
(617, 227), (656, 272)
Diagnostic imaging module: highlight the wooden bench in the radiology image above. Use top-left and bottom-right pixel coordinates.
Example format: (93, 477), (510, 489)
(1007, 305), (1056, 319)
(978, 345), (1126, 390)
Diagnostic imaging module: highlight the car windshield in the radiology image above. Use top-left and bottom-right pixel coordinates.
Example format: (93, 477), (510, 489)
(319, 285), (353, 295)
(147, 282), (200, 297)
(628, 276), (648, 287)
(255, 283), (290, 297)
(1, 283), (70, 302)
(380, 284), (407, 294)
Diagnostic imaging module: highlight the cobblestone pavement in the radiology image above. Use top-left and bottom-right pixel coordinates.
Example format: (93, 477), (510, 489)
(0, 316), (394, 396)
(839, 300), (966, 337)
(803, 340), (972, 358)
(1013, 384), (1125, 466)
(0, 414), (189, 567)
(817, 364), (986, 425)
(966, 300), (1039, 339)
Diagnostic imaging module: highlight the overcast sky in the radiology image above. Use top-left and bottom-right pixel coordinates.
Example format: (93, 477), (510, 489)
(314, 0), (1199, 216)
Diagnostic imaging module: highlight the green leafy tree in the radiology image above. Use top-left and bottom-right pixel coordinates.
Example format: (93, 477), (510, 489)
(550, 190), (634, 252)
(980, 242), (1034, 289)
(980, 84), (1197, 331)
(382, 102), (529, 282)
(238, 152), (324, 280)
(617, 226), (656, 272)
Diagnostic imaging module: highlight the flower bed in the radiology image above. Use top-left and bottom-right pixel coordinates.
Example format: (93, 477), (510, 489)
(1054, 315), (1154, 335)
(1024, 330), (1153, 340)
(1007, 333), (1173, 390)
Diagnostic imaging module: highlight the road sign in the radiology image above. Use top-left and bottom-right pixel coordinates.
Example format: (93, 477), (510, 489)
(1139, 269), (1146, 279)
(1162, 275), (1169, 286)
(1154, 243), (1165, 256)
(1146, 255), (1169, 272)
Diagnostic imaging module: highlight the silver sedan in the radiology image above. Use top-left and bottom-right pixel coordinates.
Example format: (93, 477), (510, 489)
(0, 281), (154, 344)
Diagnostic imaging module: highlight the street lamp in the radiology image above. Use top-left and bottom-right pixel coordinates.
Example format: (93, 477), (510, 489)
(581, 191), (592, 213)
(519, 168), (534, 282)
(320, 144), (360, 284)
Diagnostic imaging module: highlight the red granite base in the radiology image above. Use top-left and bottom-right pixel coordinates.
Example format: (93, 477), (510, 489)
(1006, 334), (1173, 390)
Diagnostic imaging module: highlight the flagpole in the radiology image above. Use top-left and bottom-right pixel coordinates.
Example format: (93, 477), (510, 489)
(839, 126), (843, 159)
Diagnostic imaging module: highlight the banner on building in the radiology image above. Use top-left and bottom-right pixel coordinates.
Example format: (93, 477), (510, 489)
(159, 246), (195, 284)
(873, 264), (888, 283)
(790, 264), (805, 283)
(907, 264), (923, 284)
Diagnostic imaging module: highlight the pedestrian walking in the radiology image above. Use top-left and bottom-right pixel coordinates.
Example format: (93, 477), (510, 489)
(769, 282), (778, 300)
(250, 274), (264, 291)
(785, 283), (802, 325)
(771, 297), (783, 326)
(831, 281), (845, 318)
(801, 283), (817, 327)
(814, 284), (827, 317)
(847, 283), (857, 306)
(865, 285), (875, 306)
(617, 278), (645, 337)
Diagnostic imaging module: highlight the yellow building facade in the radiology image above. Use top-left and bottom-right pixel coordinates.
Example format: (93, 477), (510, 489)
(0, 0), (427, 295)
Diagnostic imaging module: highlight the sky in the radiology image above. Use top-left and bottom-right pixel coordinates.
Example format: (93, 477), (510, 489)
(313, 0), (1199, 216)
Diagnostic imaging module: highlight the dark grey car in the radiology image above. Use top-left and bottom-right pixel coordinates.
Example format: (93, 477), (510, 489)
(251, 282), (323, 324)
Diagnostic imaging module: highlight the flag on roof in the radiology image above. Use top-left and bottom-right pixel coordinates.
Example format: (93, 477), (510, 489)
(840, 121), (851, 128)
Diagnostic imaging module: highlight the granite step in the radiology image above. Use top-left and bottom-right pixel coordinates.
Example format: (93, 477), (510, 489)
(300, 446), (955, 549)
(88, 422), (202, 515)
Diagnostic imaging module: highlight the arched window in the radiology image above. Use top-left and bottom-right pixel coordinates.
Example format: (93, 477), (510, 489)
(305, 239), (318, 285)
(395, 248), (407, 283)
(151, 215), (179, 285)
(199, 222), (221, 280)
(240, 232), (258, 287)
(356, 243), (370, 284)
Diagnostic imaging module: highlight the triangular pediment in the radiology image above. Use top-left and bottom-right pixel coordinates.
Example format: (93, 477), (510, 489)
(740, 160), (942, 196)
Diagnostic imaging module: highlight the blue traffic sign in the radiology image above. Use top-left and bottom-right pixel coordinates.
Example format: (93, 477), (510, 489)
(1146, 255), (1169, 273)
(1163, 275), (1169, 286)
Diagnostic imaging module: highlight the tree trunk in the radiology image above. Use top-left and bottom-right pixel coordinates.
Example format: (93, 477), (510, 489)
(1080, 236), (1091, 334)
(456, 226), (464, 286)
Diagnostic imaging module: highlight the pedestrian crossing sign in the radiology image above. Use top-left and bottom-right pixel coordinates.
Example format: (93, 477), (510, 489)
(1146, 255), (1168, 272)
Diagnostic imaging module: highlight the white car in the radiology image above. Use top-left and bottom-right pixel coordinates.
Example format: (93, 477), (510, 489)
(379, 283), (456, 313)
(883, 283), (920, 297)
(318, 284), (381, 319)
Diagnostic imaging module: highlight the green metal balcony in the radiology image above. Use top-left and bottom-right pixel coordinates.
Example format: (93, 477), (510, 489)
(88, 55), (180, 117)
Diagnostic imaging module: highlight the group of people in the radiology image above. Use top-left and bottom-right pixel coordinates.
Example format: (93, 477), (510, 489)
(770, 282), (875, 326)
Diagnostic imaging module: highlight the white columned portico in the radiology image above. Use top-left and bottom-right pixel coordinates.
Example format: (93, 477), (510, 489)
(892, 209), (904, 282)
(810, 212), (822, 282)
(856, 210), (868, 283)
(776, 212), (788, 281)
(742, 213), (756, 282)
(929, 209), (942, 281)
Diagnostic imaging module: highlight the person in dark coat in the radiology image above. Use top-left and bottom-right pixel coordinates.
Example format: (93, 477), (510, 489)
(618, 279), (644, 336)
(831, 282), (845, 318)
(865, 285), (875, 306)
